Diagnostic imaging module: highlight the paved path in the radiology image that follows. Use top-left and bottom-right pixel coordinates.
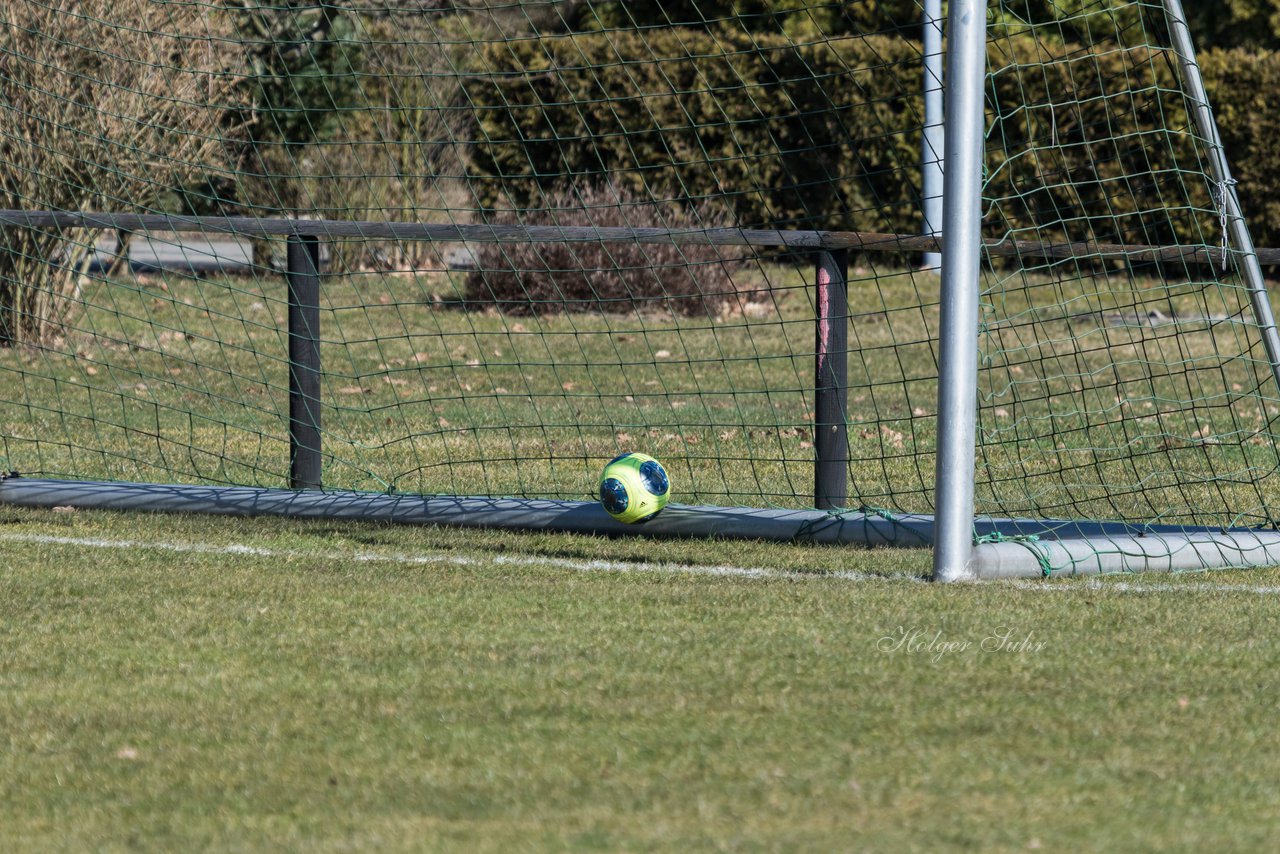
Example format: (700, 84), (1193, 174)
(92, 233), (254, 273)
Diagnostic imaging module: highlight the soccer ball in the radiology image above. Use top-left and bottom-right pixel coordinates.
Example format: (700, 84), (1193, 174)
(598, 452), (670, 523)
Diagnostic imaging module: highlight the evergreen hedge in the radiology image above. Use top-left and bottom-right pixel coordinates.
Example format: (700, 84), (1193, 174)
(468, 28), (1280, 251)
(467, 28), (926, 234)
(1202, 48), (1280, 251)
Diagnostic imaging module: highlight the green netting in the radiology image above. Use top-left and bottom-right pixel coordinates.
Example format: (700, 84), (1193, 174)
(0, 1), (1277, 554)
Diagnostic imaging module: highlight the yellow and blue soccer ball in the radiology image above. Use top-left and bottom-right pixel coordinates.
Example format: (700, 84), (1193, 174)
(598, 452), (670, 523)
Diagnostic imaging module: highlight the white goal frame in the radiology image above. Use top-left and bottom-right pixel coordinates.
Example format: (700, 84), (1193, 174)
(932, 0), (1280, 580)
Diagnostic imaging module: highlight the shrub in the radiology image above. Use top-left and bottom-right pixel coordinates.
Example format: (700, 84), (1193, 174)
(0, 1), (247, 345)
(463, 183), (747, 316)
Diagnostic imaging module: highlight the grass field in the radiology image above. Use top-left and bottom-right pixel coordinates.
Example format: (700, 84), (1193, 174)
(4, 505), (1280, 850)
(4, 259), (1280, 848)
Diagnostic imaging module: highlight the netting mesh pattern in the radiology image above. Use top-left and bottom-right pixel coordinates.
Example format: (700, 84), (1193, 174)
(978, 4), (1280, 528)
(0, 1), (1277, 531)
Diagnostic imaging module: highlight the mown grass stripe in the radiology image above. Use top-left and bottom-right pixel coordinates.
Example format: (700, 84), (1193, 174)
(0, 531), (885, 582)
(7, 531), (1280, 592)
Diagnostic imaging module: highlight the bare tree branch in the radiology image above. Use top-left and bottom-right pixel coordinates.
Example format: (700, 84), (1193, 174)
(0, 1), (248, 344)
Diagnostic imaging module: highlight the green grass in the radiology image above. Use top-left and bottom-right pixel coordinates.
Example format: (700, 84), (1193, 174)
(3, 506), (1280, 850)
(4, 261), (1280, 848)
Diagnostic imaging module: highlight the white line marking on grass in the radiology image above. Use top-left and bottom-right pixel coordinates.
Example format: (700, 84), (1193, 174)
(0, 532), (891, 583)
(7, 532), (1279, 592)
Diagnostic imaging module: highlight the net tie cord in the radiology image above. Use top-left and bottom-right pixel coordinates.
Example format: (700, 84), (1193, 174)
(792, 505), (906, 544)
(1214, 176), (1239, 270)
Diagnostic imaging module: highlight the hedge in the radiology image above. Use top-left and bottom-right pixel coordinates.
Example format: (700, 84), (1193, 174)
(467, 28), (927, 235)
(467, 27), (1280, 252)
(983, 34), (1211, 252)
(1202, 48), (1280, 251)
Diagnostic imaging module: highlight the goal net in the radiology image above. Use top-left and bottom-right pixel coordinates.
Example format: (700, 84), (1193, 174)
(0, 0), (1276, 578)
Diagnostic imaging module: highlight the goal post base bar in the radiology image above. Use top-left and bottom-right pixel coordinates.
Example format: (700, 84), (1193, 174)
(3, 477), (1279, 580)
(970, 533), (1280, 580)
(0, 476), (935, 548)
